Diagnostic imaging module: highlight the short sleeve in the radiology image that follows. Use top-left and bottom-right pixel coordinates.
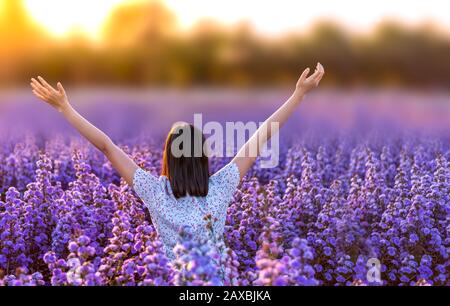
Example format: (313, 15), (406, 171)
(133, 168), (161, 208)
(209, 162), (241, 205)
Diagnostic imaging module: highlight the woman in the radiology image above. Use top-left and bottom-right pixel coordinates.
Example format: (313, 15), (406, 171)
(30, 63), (325, 260)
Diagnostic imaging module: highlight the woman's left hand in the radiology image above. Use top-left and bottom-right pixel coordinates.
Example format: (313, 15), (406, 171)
(295, 62), (325, 96)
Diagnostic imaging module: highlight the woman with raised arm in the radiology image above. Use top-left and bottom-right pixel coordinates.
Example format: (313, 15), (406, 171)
(30, 63), (324, 261)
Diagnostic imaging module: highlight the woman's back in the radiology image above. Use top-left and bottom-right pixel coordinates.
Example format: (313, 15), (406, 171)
(30, 63), (324, 267)
(133, 162), (240, 259)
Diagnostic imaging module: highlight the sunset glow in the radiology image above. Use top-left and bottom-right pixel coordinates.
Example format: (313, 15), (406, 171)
(23, 0), (450, 39)
(165, 0), (450, 34)
(24, 0), (124, 38)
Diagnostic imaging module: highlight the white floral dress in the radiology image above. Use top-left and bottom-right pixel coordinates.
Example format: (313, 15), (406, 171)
(133, 162), (240, 260)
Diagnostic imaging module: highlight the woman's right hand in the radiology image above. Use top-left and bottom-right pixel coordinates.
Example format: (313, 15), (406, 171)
(31, 77), (138, 186)
(295, 62), (325, 96)
(31, 76), (70, 112)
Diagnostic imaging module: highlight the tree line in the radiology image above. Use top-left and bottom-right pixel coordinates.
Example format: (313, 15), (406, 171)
(1, 0), (449, 88)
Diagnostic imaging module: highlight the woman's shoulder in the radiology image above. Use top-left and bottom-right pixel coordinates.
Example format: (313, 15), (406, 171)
(133, 168), (165, 196)
(210, 162), (240, 183)
(208, 162), (240, 193)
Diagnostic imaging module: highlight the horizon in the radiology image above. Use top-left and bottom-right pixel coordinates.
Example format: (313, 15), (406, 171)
(18, 0), (450, 40)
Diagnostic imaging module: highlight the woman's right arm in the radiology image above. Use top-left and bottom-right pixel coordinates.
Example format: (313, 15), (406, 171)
(31, 77), (138, 185)
(231, 63), (324, 179)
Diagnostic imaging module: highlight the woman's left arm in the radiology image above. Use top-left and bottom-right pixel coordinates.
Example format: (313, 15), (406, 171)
(31, 77), (138, 185)
(231, 62), (325, 179)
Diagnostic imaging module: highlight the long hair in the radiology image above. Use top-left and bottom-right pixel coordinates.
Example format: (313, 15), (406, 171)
(161, 122), (209, 199)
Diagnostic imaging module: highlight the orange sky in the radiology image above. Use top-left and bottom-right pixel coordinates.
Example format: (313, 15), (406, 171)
(23, 0), (450, 39)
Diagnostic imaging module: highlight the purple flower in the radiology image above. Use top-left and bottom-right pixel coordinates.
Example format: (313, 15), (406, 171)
(68, 242), (78, 253)
(409, 233), (419, 244)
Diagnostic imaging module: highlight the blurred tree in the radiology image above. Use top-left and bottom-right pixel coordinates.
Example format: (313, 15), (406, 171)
(304, 22), (357, 85)
(186, 19), (229, 85)
(102, 0), (177, 48)
(100, 0), (179, 86)
(369, 21), (450, 87)
(0, 0), (449, 89)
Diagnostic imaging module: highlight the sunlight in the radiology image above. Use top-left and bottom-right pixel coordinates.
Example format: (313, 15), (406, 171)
(22, 0), (450, 39)
(24, 0), (124, 38)
(165, 0), (450, 34)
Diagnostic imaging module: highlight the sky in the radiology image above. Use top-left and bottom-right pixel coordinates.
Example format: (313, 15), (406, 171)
(165, 0), (450, 33)
(23, 0), (450, 39)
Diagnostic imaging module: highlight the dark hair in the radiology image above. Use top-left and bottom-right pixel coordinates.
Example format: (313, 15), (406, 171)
(161, 122), (209, 199)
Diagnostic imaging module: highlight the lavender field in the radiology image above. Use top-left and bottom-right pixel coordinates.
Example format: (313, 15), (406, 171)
(0, 89), (448, 286)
